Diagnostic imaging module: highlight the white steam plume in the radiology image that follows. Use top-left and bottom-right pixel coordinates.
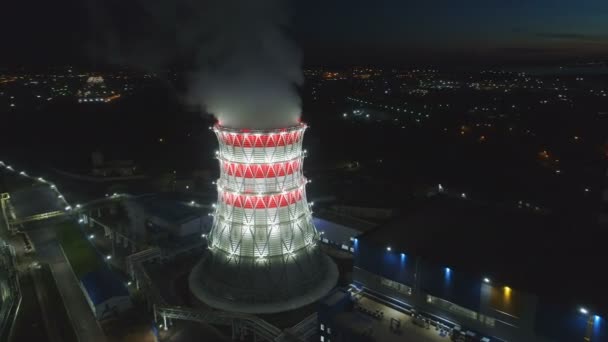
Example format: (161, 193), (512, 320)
(87, 0), (303, 129)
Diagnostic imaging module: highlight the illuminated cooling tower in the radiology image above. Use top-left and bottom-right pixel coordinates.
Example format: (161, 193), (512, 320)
(190, 123), (338, 313)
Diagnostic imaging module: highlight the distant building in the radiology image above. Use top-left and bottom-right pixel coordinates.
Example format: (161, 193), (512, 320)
(77, 76), (121, 103)
(91, 152), (139, 178)
(80, 268), (131, 320)
(351, 194), (608, 342)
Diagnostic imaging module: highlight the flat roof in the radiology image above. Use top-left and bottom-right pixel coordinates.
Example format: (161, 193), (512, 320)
(358, 194), (608, 315)
(315, 210), (378, 233)
(80, 268), (129, 305)
(133, 194), (203, 224)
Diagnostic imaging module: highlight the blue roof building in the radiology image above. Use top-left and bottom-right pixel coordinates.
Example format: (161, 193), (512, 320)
(80, 268), (131, 320)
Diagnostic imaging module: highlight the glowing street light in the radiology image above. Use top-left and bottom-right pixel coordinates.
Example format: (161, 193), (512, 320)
(483, 277), (491, 284)
(580, 307), (589, 315)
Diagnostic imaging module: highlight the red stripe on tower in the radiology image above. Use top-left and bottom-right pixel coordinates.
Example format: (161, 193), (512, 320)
(222, 160), (301, 178)
(220, 188), (304, 209)
(219, 131), (303, 147)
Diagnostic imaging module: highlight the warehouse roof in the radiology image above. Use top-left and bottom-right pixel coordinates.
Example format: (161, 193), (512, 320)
(359, 194), (608, 316)
(81, 268), (129, 306)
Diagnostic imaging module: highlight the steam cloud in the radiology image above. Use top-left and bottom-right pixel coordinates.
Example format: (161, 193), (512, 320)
(88, 0), (303, 129)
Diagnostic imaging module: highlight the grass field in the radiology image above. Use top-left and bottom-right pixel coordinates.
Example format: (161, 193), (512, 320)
(56, 222), (103, 278)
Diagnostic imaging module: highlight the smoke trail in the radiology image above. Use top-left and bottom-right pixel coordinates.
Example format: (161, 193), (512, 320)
(87, 0), (303, 129)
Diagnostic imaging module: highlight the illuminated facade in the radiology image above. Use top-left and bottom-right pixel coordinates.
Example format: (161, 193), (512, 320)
(190, 123), (337, 313)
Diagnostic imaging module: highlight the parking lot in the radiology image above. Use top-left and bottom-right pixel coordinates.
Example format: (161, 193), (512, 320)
(347, 295), (449, 342)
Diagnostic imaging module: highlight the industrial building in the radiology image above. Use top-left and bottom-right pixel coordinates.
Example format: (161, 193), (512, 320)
(123, 194), (212, 248)
(80, 268), (132, 320)
(313, 210), (377, 252)
(339, 194), (608, 342)
(190, 123), (338, 313)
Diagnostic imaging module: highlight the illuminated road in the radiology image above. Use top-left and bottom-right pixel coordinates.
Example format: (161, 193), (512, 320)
(29, 226), (107, 342)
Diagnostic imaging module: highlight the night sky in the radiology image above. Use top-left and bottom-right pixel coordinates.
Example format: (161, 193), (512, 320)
(1, 0), (607, 66)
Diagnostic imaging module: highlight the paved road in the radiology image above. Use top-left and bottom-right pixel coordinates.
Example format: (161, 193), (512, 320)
(30, 267), (62, 342)
(29, 226), (107, 342)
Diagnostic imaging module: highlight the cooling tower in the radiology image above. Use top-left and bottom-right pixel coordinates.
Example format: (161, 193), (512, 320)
(189, 123), (338, 313)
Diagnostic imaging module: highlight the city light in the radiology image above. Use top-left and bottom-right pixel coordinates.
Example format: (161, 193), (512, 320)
(88, 234), (94, 240)
(580, 307), (589, 315)
(483, 277), (490, 284)
(386, 246), (391, 251)
(106, 255), (112, 260)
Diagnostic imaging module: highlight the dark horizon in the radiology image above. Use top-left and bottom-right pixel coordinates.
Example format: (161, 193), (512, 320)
(2, 0), (607, 67)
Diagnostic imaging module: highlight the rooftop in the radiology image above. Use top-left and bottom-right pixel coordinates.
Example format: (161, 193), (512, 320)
(133, 194), (203, 224)
(359, 194), (608, 316)
(80, 268), (129, 306)
(315, 210), (378, 233)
